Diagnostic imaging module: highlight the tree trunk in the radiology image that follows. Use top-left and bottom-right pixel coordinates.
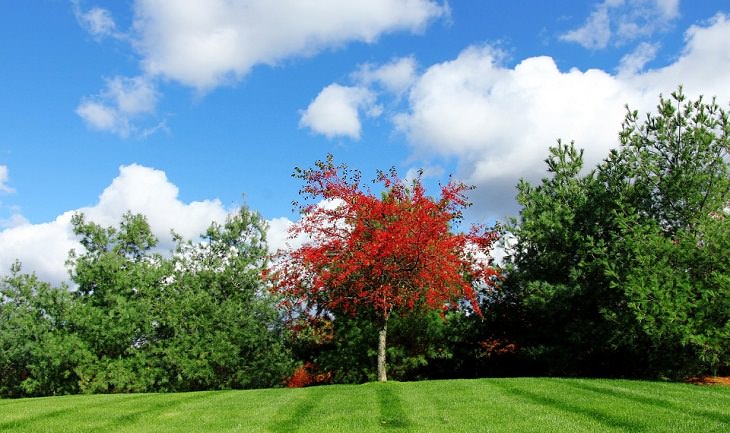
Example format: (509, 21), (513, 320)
(377, 318), (388, 382)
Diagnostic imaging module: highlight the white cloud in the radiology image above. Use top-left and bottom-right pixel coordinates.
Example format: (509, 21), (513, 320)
(76, 75), (159, 137)
(132, 0), (448, 91)
(618, 41), (660, 75)
(561, 2), (612, 49)
(76, 101), (119, 132)
(654, 0), (680, 20)
(354, 56), (418, 96)
(299, 84), (378, 139)
(73, 1), (122, 40)
(561, 0), (680, 49)
(0, 165), (14, 194)
(83, 165), (228, 241)
(265, 199), (347, 254)
(654, 0), (679, 19)
(0, 163), (319, 283)
(394, 14), (730, 220)
(629, 13), (730, 98)
(490, 232), (517, 265)
(0, 164), (230, 285)
(267, 217), (298, 254)
(0, 209), (29, 230)
(0, 215), (79, 284)
(396, 46), (629, 201)
(75, 0), (446, 136)
(106, 76), (158, 114)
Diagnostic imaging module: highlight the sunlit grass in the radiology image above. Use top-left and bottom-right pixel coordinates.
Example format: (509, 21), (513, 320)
(1, 378), (728, 432)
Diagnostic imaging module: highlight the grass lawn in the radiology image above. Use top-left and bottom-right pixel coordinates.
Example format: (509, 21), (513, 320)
(0, 378), (728, 432)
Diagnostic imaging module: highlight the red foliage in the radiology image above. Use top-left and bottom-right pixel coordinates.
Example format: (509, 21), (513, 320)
(687, 376), (730, 386)
(479, 338), (517, 358)
(286, 364), (312, 388)
(286, 362), (333, 388)
(268, 155), (500, 322)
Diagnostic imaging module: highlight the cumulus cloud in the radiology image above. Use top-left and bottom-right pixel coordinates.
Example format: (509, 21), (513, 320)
(0, 164), (230, 284)
(299, 84), (378, 139)
(75, 0), (446, 135)
(266, 216), (310, 255)
(266, 199), (348, 255)
(76, 75), (159, 137)
(0, 215), (79, 284)
(393, 13), (730, 220)
(132, 0), (448, 91)
(302, 56), (420, 139)
(396, 46), (629, 208)
(0, 165), (14, 194)
(81, 165), (228, 239)
(561, 0), (680, 49)
(0, 164), (314, 283)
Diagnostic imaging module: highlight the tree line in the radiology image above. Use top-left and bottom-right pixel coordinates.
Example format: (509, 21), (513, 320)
(1, 208), (292, 397)
(1, 88), (728, 397)
(491, 89), (729, 378)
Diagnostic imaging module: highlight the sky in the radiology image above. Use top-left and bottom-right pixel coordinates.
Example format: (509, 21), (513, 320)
(1, 0), (729, 285)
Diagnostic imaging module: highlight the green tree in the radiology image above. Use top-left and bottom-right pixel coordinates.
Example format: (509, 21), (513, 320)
(604, 88), (729, 236)
(602, 88), (730, 375)
(500, 89), (730, 377)
(67, 211), (165, 393)
(619, 214), (730, 376)
(0, 263), (89, 397)
(500, 142), (643, 376)
(68, 207), (293, 392)
(1, 205), (293, 397)
(152, 206), (293, 391)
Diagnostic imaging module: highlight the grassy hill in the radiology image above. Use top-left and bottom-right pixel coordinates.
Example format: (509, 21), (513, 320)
(1, 378), (728, 432)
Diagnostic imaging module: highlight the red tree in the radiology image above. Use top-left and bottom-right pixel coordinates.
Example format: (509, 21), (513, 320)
(268, 156), (500, 381)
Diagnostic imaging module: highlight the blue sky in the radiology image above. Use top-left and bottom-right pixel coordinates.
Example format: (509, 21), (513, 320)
(1, 0), (729, 284)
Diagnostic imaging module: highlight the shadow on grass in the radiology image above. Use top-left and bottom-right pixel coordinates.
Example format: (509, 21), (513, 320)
(376, 384), (413, 431)
(99, 391), (216, 431)
(268, 389), (325, 433)
(0, 406), (74, 431)
(0, 393), (157, 431)
(559, 380), (730, 427)
(492, 380), (649, 432)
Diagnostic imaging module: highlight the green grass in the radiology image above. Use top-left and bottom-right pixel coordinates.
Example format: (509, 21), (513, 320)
(0, 378), (728, 432)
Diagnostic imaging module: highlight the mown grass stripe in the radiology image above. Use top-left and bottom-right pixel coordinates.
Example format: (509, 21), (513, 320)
(374, 383), (412, 431)
(0, 378), (727, 433)
(490, 379), (647, 433)
(560, 379), (730, 427)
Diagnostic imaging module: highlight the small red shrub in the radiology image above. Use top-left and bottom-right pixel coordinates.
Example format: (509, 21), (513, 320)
(479, 338), (517, 358)
(285, 362), (333, 388)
